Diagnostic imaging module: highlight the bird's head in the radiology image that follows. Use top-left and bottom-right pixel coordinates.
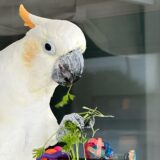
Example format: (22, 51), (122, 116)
(19, 4), (86, 89)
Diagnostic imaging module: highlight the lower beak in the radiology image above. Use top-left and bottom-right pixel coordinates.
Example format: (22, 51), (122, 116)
(52, 49), (84, 86)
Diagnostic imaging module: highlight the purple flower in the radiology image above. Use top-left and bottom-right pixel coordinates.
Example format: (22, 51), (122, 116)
(36, 146), (69, 160)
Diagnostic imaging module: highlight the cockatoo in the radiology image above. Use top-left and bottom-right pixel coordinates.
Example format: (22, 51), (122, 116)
(0, 4), (86, 160)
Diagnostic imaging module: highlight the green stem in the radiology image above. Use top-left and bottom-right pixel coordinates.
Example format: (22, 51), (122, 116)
(83, 143), (87, 160)
(78, 112), (89, 115)
(70, 147), (76, 160)
(82, 106), (114, 118)
(75, 143), (79, 160)
(91, 127), (99, 137)
(83, 106), (97, 112)
(83, 113), (89, 119)
(43, 131), (57, 147)
(67, 85), (72, 95)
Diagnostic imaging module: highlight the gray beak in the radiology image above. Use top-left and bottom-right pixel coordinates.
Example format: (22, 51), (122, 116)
(52, 49), (84, 86)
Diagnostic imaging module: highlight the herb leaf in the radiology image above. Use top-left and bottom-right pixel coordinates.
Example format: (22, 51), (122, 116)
(55, 94), (69, 108)
(68, 93), (75, 101)
(32, 147), (45, 159)
(55, 86), (75, 108)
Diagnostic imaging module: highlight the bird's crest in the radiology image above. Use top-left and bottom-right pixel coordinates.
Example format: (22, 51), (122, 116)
(19, 4), (35, 28)
(19, 4), (49, 29)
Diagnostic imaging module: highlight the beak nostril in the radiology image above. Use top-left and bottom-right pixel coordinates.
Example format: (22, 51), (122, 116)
(59, 64), (64, 71)
(58, 65), (63, 72)
(59, 64), (69, 71)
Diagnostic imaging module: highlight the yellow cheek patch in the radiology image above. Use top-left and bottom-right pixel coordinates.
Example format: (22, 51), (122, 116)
(23, 39), (39, 67)
(19, 4), (35, 28)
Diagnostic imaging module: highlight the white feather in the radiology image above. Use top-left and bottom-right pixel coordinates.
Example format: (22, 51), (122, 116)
(0, 7), (86, 159)
(0, 39), (59, 160)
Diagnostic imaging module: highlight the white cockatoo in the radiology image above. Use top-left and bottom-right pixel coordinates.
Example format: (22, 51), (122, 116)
(0, 4), (86, 160)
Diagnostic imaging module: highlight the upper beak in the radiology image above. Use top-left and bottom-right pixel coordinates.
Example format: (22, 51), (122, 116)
(52, 49), (84, 86)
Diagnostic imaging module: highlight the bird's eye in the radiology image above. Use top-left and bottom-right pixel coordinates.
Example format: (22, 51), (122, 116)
(43, 41), (56, 55)
(45, 43), (52, 51)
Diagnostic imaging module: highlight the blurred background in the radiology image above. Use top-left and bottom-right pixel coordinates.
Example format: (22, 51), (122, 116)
(0, 0), (160, 159)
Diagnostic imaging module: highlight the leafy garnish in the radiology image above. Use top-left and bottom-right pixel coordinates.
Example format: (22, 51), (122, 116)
(79, 106), (114, 137)
(55, 86), (75, 108)
(32, 106), (114, 160)
(32, 147), (45, 159)
(60, 121), (86, 160)
(32, 131), (57, 159)
(81, 106), (114, 118)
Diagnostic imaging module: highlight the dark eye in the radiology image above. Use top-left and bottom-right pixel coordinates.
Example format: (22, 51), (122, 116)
(43, 41), (56, 55)
(45, 43), (52, 51)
